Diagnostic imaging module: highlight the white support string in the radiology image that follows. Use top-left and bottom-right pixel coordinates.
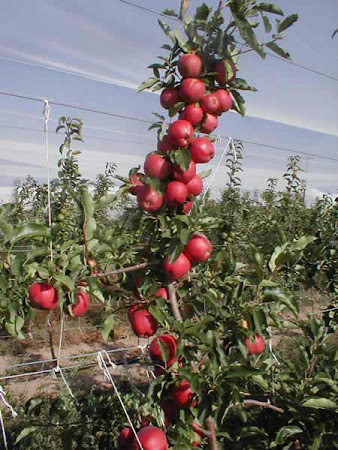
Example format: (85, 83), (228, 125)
(202, 137), (233, 201)
(0, 385), (17, 450)
(97, 351), (144, 450)
(43, 100), (53, 262)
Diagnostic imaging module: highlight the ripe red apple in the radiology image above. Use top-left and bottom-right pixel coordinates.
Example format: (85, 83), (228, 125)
(179, 78), (205, 103)
(149, 334), (177, 367)
(171, 379), (196, 408)
(200, 113), (218, 134)
(192, 423), (204, 447)
(167, 120), (194, 148)
(128, 304), (158, 338)
(179, 104), (203, 125)
(157, 135), (174, 153)
(163, 181), (188, 207)
(190, 137), (214, 163)
(133, 426), (168, 450)
(245, 334), (265, 355)
(181, 198), (193, 214)
(215, 89), (232, 113)
(172, 160), (196, 184)
(29, 283), (59, 310)
(144, 153), (171, 180)
(186, 175), (203, 196)
(160, 400), (177, 427)
(72, 291), (90, 316)
(140, 415), (152, 428)
(119, 427), (135, 448)
(201, 93), (220, 115)
(177, 54), (202, 78)
(163, 253), (191, 280)
(160, 87), (180, 109)
(215, 60), (236, 85)
(129, 173), (145, 195)
(184, 234), (212, 262)
(137, 185), (163, 212)
(153, 287), (168, 300)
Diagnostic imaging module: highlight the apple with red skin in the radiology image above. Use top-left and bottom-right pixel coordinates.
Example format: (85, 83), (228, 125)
(137, 185), (163, 212)
(144, 153), (171, 180)
(245, 334), (265, 355)
(190, 137), (214, 163)
(192, 423), (204, 447)
(177, 54), (202, 78)
(184, 234), (212, 262)
(163, 181), (188, 207)
(186, 175), (203, 197)
(140, 415), (152, 428)
(179, 78), (205, 103)
(157, 135), (174, 153)
(215, 89), (232, 113)
(133, 426), (168, 450)
(29, 283), (59, 310)
(160, 87), (180, 109)
(171, 379), (196, 408)
(201, 93), (220, 115)
(179, 104), (203, 125)
(153, 287), (168, 300)
(181, 198), (193, 214)
(149, 334), (177, 367)
(172, 160), (196, 184)
(118, 427), (135, 448)
(167, 120), (194, 148)
(200, 113), (218, 134)
(215, 60), (236, 85)
(163, 253), (191, 280)
(129, 173), (145, 195)
(160, 400), (177, 427)
(128, 304), (158, 338)
(72, 291), (90, 316)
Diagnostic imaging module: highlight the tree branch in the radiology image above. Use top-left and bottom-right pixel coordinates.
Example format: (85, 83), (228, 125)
(206, 417), (218, 450)
(167, 283), (183, 323)
(91, 261), (149, 277)
(230, 399), (284, 414)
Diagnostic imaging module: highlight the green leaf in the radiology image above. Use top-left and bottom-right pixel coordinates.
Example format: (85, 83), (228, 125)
(198, 169), (212, 179)
(168, 238), (184, 263)
(15, 427), (39, 444)
(54, 273), (73, 291)
(225, 366), (262, 378)
(275, 426), (302, 445)
(253, 3), (284, 16)
(158, 20), (176, 43)
(266, 42), (290, 59)
(232, 14), (265, 59)
(332, 28), (338, 39)
(302, 398), (337, 409)
(230, 78), (257, 91)
(172, 147), (191, 171)
(262, 14), (272, 32)
(231, 90), (246, 116)
(162, 9), (177, 18)
(169, 102), (185, 118)
(137, 77), (159, 93)
(179, 228), (190, 245)
(289, 235), (316, 252)
(195, 3), (211, 21)
(102, 314), (114, 342)
(11, 223), (50, 244)
(277, 14), (298, 33)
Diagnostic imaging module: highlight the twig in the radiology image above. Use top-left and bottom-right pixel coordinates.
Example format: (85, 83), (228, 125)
(193, 423), (212, 439)
(91, 262), (149, 277)
(206, 417), (218, 450)
(167, 283), (183, 323)
(230, 399), (284, 414)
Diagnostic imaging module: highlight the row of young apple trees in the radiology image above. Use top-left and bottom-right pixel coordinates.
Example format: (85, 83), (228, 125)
(1, 1), (337, 449)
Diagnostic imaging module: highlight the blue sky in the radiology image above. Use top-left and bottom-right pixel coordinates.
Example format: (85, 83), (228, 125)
(0, 0), (337, 202)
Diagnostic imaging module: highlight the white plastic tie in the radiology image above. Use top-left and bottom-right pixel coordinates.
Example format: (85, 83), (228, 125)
(216, 134), (221, 144)
(97, 351), (144, 450)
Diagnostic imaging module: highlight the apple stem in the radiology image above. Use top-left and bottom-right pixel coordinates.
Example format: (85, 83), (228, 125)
(229, 399), (284, 414)
(206, 417), (218, 450)
(167, 283), (183, 323)
(92, 261), (149, 277)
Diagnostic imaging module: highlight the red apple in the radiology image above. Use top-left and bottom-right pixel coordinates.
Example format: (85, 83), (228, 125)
(160, 400), (177, 427)
(167, 120), (194, 148)
(179, 78), (205, 103)
(179, 104), (203, 125)
(190, 137), (214, 163)
(172, 160), (196, 184)
(157, 135), (174, 153)
(129, 173), (145, 195)
(215, 89), (232, 113)
(144, 153), (171, 180)
(132, 275), (144, 300)
(215, 60), (236, 85)
(72, 291), (90, 316)
(128, 305), (158, 338)
(200, 113), (218, 134)
(177, 54), (202, 78)
(201, 93), (220, 115)
(149, 334), (177, 367)
(137, 185), (163, 212)
(182, 199), (193, 214)
(160, 87), (180, 109)
(192, 423), (204, 447)
(29, 283), (59, 310)
(119, 427), (134, 449)
(245, 334), (265, 355)
(171, 379), (196, 408)
(163, 253), (191, 280)
(186, 175), (203, 196)
(153, 287), (168, 300)
(164, 181), (188, 207)
(184, 234), (212, 262)
(140, 415), (152, 428)
(133, 426), (168, 450)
